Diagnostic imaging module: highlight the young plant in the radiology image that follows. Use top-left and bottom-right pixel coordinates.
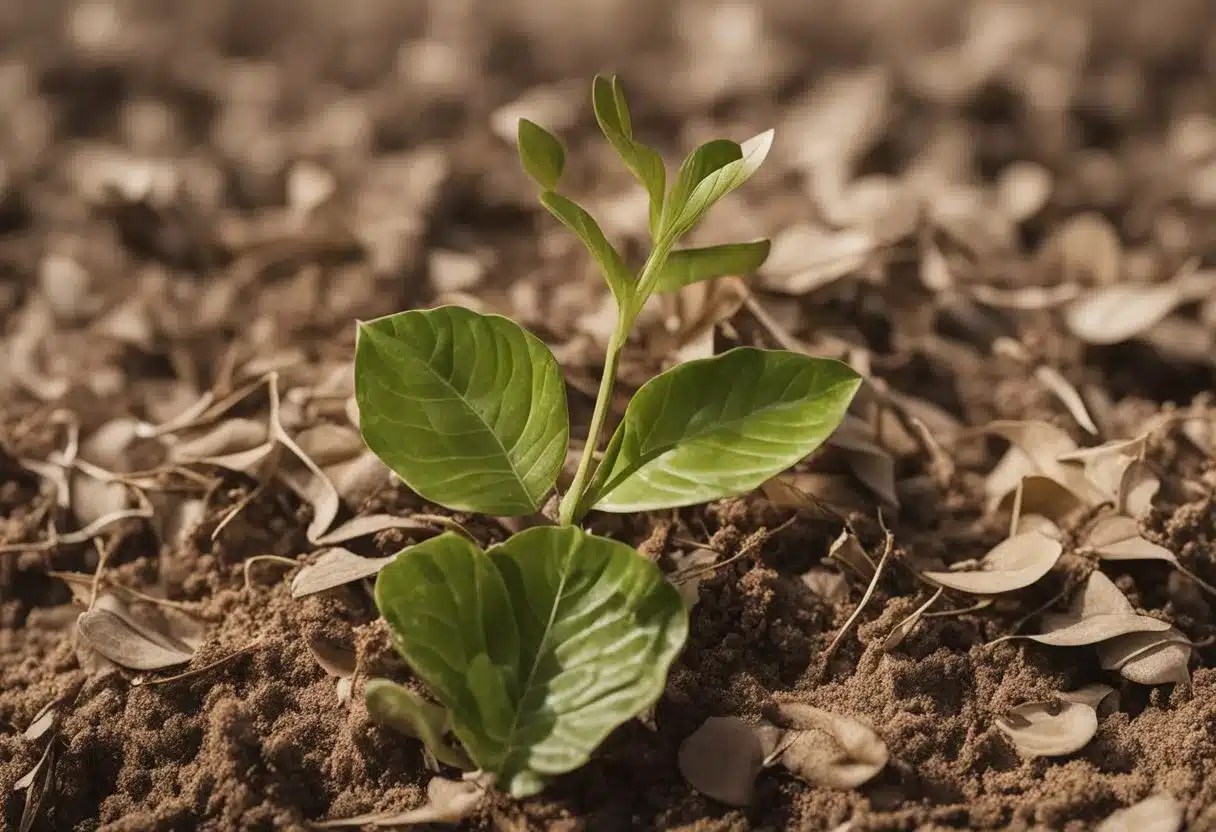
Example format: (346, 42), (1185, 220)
(353, 75), (862, 797)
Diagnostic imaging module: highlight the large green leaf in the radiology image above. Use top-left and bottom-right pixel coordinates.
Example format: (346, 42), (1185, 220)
(540, 191), (633, 306)
(355, 307), (569, 515)
(666, 130), (774, 241)
(652, 239), (771, 293)
(517, 118), (565, 190)
(591, 75), (666, 238)
(375, 528), (688, 796)
(587, 347), (862, 512)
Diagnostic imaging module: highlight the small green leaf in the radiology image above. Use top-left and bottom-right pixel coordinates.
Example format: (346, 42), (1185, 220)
(667, 130), (774, 241)
(592, 75), (667, 239)
(364, 678), (473, 769)
(652, 239), (772, 293)
(375, 528), (688, 797)
(540, 191), (633, 305)
(661, 140), (742, 239)
(588, 347), (862, 512)
(517, 118), (565, 190)
(355, 306), (569, 515)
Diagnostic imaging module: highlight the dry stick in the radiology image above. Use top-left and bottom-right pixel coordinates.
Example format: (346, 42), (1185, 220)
(243, 555), (300, 591)
(1009, 477), (1025, 539)
(922, 598), (994, 619)
(673, 517), (797, 586)
(87, 537), (115, 612)
(133, 641), (264, 687)
(820, 523), (894, 676)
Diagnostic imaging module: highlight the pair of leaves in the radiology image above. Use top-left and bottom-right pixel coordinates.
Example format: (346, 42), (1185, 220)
(372, 526), (687, 797)
(677, 704), (888, 807)
(356, 306), (861, 517)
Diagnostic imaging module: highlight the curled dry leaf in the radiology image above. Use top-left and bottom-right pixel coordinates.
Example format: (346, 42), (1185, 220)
(826, 415), (899, 508)
(1097, 629), (1192, 686)
(315, 776), (485, 828)
(1095, 794), (1183, 832)
(826, 529), (877, 582)
(678, 716), (782, 807)
(922, 532), (1062, 595)
(1084, 515), (1176, 564)
(982, 420), (1106, 511)
(995, 698), (1098, 758)
(881, 589), (943, 652)
(77, 594), (196, 670)
(773, 703), (888, 789)
(290, 548), (395, 598)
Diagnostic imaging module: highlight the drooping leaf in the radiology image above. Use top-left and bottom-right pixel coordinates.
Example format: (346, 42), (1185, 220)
(540, 191), (633, 305)
(516, 119), (565, 190)
(364, 678), (473, 769)
(591, 75), (666, 237)
(678, 716), (782, 807)
(652, 240), (772, 293)
(773, 703), (889, 789)
(355, 307), (569, 516)
(995, 698), (1098, 758)
(665, 130), (775, 240)
(374, 528), (688, 796)
(587, 348), (862, 513)
(922, 532), (1063, 595)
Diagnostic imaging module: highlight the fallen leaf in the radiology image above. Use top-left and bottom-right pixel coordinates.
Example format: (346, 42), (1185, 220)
(315, 776), (485, 827)
(826, 529), (876, 582)
(1040, 212), (1122, 286)
(1118, 460), (1160, 518)
(15, 739), (56, 832)
(773, 703), (888, 789)
(306, 633), (357, 678)
(672, 548), (719, 610)
(996, 161), (1052, 222)
(758, 224), (873, 295)
(1084, 515), (1176, 564)
(678, 716), (782, 807)
(1095, 794), (1183, 832)
(1059, 683), (1116, 712)
(1098, 629), (1192, 685)
(1065, 278), (1208, 345)
(826, 416), (899, 508)
(995, 698), (1098, 758)
(1034, 365), (1098, 435)
(801, 569), (848, 605)
(77, 594), (195, 670)
(923, 532), (1062, 594)
(313, 514), (442, 546)
(881, 588), (943, 652)
(1015, 514), (1062, 539)
(170, 418), (269, 463)
(1016, 613), (1172, 647)
(290, 548), (395, 598)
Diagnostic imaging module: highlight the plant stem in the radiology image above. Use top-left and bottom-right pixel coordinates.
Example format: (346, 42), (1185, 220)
(558, 240), (675, 527)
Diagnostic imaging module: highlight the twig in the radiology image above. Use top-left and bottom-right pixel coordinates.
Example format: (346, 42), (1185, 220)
(672, 516), (796, 585)
(820, 519), (894, 676)
(133, 641), (264, 687)
(88, 538), (114, 612)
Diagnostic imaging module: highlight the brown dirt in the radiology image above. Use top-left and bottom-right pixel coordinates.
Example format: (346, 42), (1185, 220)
(4, 1), (1216, 830)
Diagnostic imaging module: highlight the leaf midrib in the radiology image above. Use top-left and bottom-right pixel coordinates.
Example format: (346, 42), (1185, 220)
(373, 320), (538, 505)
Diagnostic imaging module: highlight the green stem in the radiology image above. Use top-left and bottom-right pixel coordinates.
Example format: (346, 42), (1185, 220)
(558, 239), (675, 527)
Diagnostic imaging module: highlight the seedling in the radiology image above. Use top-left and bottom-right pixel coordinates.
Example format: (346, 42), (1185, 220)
(353, 75), (862, 797)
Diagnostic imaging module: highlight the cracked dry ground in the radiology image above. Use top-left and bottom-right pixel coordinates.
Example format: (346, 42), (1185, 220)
(3, 0), (1216, 830)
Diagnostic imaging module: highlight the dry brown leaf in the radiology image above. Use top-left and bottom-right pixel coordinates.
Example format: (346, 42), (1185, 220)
(1065, 270), (1211, 345)
(1095, 795), (1183, 832)
(305, 633), (357, 679)
(801, 569), (848, 605)
(15, 738), (56, 832)
(170, 418), (269, 462)
(1015, 513), (1062, 539)
(982, 420), (1105, 511)
(313, 514), (441, 546)
(290, 548), (396, 598)
(826, 529), (877, 582)
(678, 716), (782, 807)
(826, 416), (899, 508)
(1084, 515), (1176, 564)
(1033, 365), (1098, 435)
(1015, 612), (1172, 647)
(77, 594), (196, 670)
(995, 698), (1098, 758)
(881, 588), (942, 652)
(996, 161), (1052, 222)
(968, 283), (1083, 311)
(1118, 460), (1161, 518)
(316, 776), (486, 828)
(1097, 629), (1192, 686)
(1040, 212), (1122, 286)
(923, 532), (1062, 594)
(758, 224), (873, 295)
(672, 548), (719, 611)
(773, 703), (888, 789)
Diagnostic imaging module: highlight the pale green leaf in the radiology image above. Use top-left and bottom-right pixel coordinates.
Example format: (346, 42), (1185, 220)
(652, 240), (771, 293)
(588, 347), (862, 512)
(364, 678), (473, 769)
(592, 75), (666, 237)
(374, 528), (687, 797)
(661, 140), (742, 239)
(540, 191), (633, 305)
(355, 307), (568, 515)
(667, 130), (774, 240)
(517, 118), (565, 190)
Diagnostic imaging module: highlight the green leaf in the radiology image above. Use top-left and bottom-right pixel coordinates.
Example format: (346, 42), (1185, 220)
(375, 528), (688, 797)
(660, 140), (742, 239)
(667, 130), (774, 241)
(652, 239), (772, 293)
(540, 190), (633, 305)
(592, 75), (666, 238)
(364, 678), (473, 769)
(517, 118), (565, 190)
(588, 347), (862, 512)
(355, 306), (569, 515)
